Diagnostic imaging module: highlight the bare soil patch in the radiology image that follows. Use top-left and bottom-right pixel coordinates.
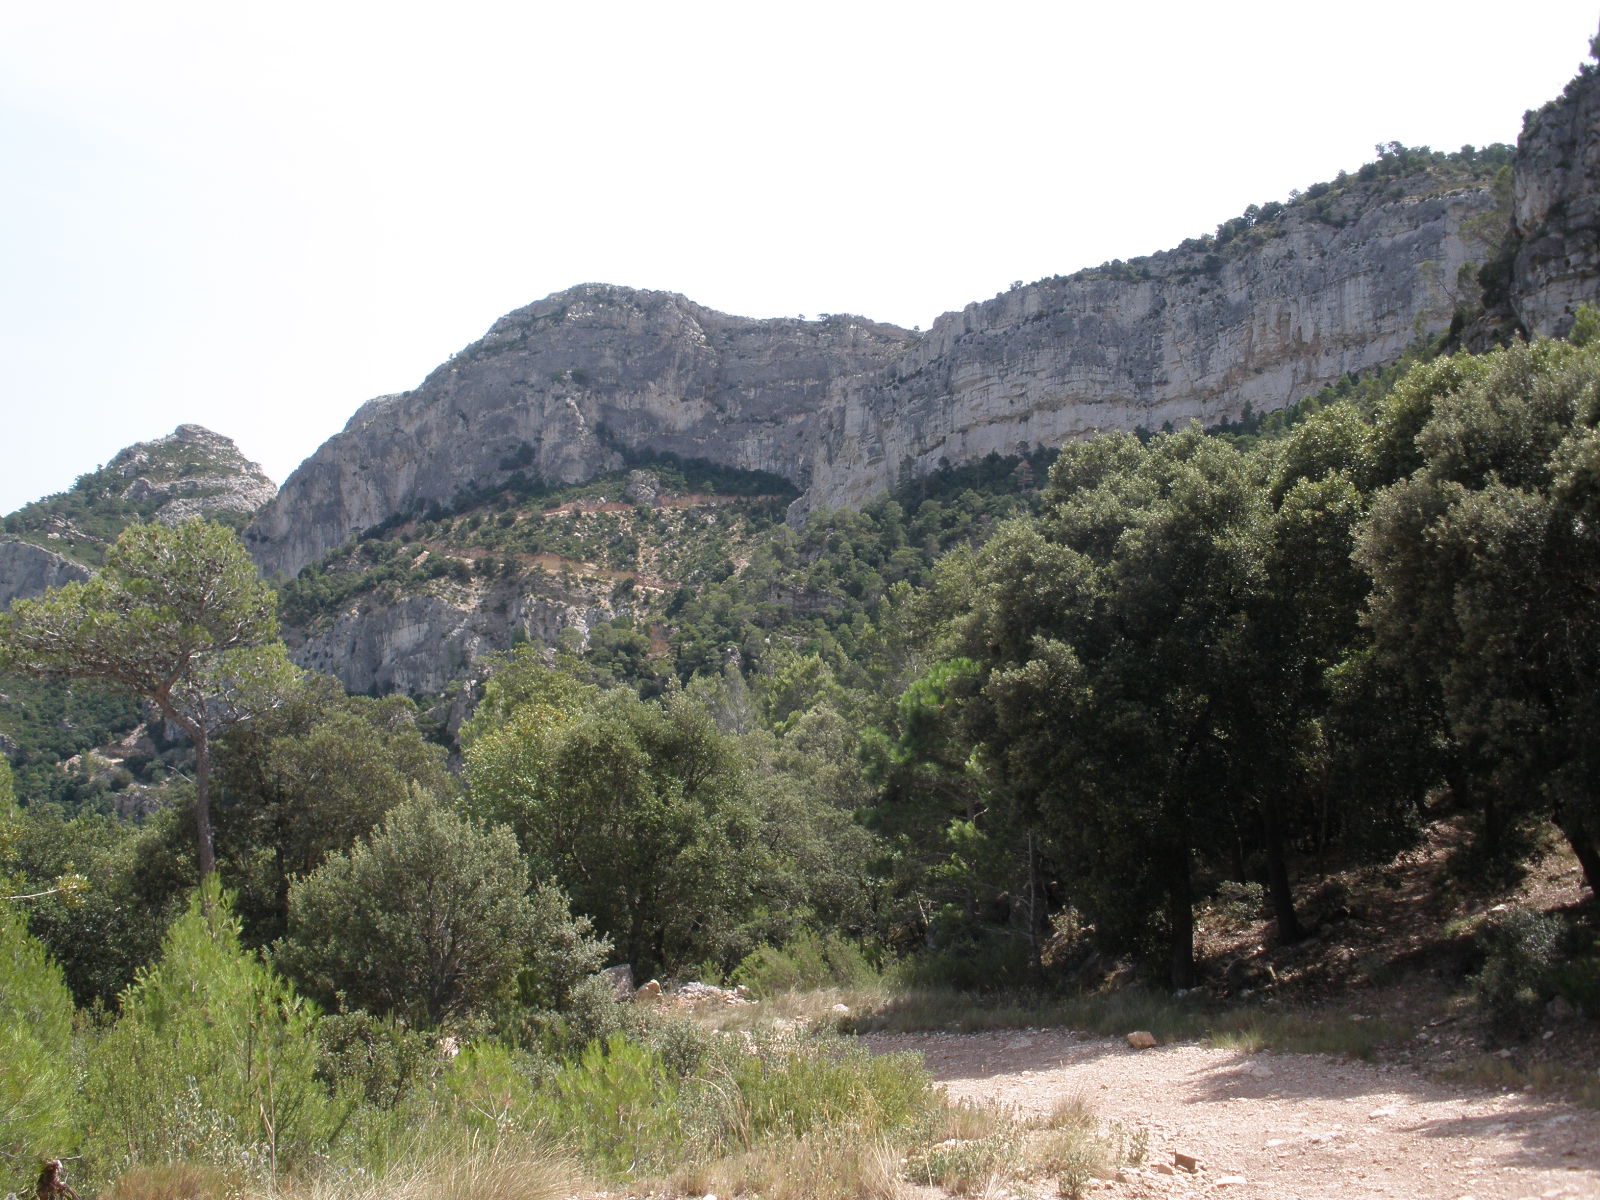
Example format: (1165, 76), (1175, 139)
(870, 1027), (1600, 1199)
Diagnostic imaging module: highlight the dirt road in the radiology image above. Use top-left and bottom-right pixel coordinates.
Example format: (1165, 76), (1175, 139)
(866, 1029), (1600, 1200)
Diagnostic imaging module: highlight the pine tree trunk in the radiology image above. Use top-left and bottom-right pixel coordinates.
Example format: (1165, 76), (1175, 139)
(194, 732), (215, 881)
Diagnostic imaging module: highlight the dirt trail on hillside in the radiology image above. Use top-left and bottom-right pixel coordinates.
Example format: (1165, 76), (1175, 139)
(867, 1030), (1600, 1200)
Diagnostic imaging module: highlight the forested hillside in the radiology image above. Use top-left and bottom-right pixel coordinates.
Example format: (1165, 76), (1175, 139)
(4, 52), (1600, 1200)
(3, 312), (1598, 1200)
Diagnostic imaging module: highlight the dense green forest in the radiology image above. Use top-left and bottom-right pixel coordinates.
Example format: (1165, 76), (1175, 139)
(2, 316), (1599, 1198)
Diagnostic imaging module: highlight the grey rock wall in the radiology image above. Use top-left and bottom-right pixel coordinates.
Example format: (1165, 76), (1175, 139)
(289, 578), (627, 696)
(0, 541), (90, 610)
(248, 174), (1499, 578)
(1512, 64), (1600, 336)
(246, 291), (911, 577)
(802, 179), (1494, 511)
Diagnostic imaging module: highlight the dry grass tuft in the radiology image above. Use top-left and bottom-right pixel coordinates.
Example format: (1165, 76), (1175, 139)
(1440, 1054), (1600, 1109)
(264, 1142), (573, 1200)
(669, 1131), (906, 1200)
(105, 1163), (242, 1200)
(901, 1092), (1134, 1199)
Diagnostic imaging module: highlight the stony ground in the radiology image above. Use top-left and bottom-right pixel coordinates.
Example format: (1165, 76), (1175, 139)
(869, 1028), (1600, 1200)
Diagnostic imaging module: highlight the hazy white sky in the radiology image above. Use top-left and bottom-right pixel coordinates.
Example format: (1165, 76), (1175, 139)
(2, 2), (1596, 515)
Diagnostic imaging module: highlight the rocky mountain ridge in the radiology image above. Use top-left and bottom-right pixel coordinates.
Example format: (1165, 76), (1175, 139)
(11, 62), (1600, 700)
(247, 136), (1547, 581)
(0, 424), (277, 605)
(245, 302), (912, 577)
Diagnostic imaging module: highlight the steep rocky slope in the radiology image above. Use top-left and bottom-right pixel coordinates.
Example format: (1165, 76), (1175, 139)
(1511, 60), (1600, 336)
(249, 161), (1504, 579)
(0, 541), (90, 610)
(278, 468), (792, 695)
(0, 424), (276, 605)
(246, 302), (912, 577)
(247, 61), (1600, 582)
(806, 169), (1498, 512)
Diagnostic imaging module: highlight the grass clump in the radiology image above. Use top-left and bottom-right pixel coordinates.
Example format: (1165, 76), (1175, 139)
(902, 1094), (1143, 1200)
(669, 1130), (905, 1200)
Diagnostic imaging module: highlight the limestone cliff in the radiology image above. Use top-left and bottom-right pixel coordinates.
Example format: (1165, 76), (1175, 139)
(250, 171), (1496, 577)
(1511, 61), (1600, 336)
(244, 62), (1600, 588)
(291, 581), (623, 697)
(246, 296), (911, 577)
(804, 175), (1495, 511)
(0, 541), (90, 610)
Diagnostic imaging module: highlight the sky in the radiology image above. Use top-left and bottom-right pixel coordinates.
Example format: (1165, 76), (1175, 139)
(2, 2), (1597, 515)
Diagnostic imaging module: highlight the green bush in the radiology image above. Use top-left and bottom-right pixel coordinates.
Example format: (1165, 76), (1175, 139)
(437, 1040), (550, 1140)
(1546, 934), (1600, 1016)
(83, 882), (344, 1182)
(0, 908), (79, 1195)
(892, 935), (1033, 992)
(499, 972), (631, 1059)
(732, 931), (881, 996)
(1472, 906), (1563, 1042)
(315, 1011), (438, 1109)
(279, 795), (604, 1029)
(530, 1034), (682, 1177)
(722, 1034), (934, 1147)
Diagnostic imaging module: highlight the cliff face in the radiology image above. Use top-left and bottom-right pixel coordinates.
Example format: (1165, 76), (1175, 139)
(0, 542), (90, 610)
(243, 63), (1600, 592)
(291, 585), (620, 697)
(1512, 63), (1600, 336)
(250, 175), (1495, 577)
(246, 294), (912, 577)
(804, 179), (1495, 510)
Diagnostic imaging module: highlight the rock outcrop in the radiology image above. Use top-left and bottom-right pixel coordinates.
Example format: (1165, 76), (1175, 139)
(246, 299), (911, 577)
(105, 424), (278, 525)
(288, 570), (638, 697)
(0, 541), (90, 610)
(0, 424), (277, 606)
(249, 169), (1500, 577)
(1511, 61), (1600, 336)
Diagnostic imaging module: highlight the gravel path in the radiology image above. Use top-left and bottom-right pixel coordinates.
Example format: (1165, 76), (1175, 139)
(866, 1029), (1600, 1200)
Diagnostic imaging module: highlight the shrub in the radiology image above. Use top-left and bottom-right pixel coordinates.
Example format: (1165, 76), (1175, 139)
(1472, 906), (1563, 1042)
(315, 1011), (438, 1110)
(437, 1041), (550, 1141)
(1546, 933), (1600, 1016)
(83, 882), (342, 1182)
(732, 931), (881, 996)
(0, 909), (79, 1195)
(278, 795), (605, 1030)
(529, 1035), (682, 1177)
(1204, 880), (1265, 927)
(892, 936), (1033, 992)
(716, 1032), (935, 1148)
